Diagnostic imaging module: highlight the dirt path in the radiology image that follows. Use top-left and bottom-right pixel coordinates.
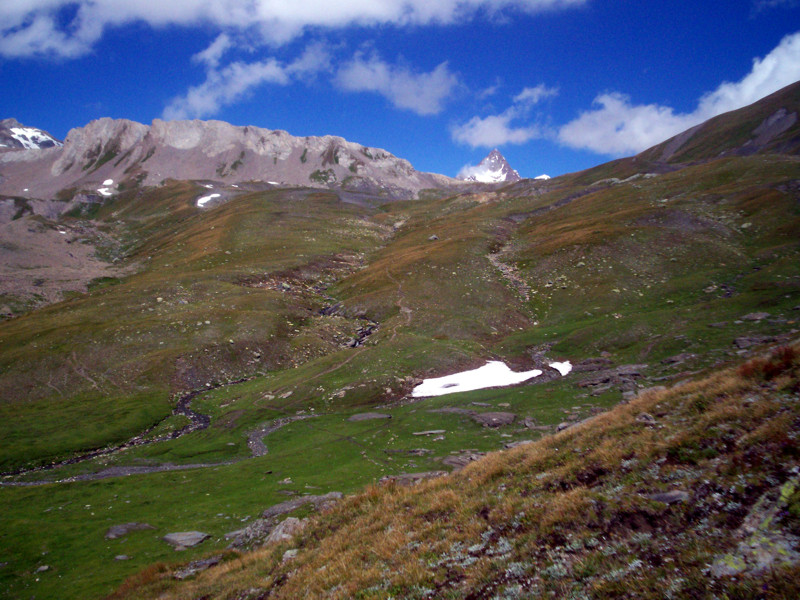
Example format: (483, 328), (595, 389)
(385, 267), (412, 342)
(487, 246), (531, 301)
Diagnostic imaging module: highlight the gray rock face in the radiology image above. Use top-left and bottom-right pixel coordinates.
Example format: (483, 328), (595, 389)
(162, 531), (210, 550)
(0, 117), (461, 201)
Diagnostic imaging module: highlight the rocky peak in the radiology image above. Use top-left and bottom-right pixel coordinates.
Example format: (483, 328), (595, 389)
(458, 149), (521, 183)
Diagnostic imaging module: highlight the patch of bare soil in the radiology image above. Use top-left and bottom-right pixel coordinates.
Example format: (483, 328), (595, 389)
(0, 214), (132, 314)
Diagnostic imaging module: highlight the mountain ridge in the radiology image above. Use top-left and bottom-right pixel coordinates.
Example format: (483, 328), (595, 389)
(0, 117), (458, 201)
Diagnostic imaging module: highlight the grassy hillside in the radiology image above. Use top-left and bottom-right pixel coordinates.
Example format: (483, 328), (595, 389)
(1, 88), (800, 599)
(108, 343), (800, 599)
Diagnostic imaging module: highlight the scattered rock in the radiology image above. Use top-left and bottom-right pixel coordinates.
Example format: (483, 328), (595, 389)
(412, 430), (446, 436)
(265, 517), (307, 545)
(556, 422), (574, 432)
(635, 412), (657, 425)
(114, 555), (131, 561)
(379, 471), (447, 486)
(105, 522), (155, 540)
(661, 353), (695, 365)
(708, 322), (728, 328)
(573, 357), (613, 372)
(734, 335), (776, 349)
(741, 312), (771, 321)
(174, 556), (221, 580)
(504, 440), (534, 449)
(616, 364), (647, 377)
(163, 531), (210, 551)
(226, 493), (342, 549)
(347, 412), (391, 422)
(647, 490), (690, 504)
(261, 492), (343, 520)
(428, 235), (439, 241)
(282, 549), (298, 562)
(441, 451), (485, 470)
(384, 448), (432, 456)
(710, 478), (800, 577)
(472, 412), (515, 428)
(35, 565), (50, 573)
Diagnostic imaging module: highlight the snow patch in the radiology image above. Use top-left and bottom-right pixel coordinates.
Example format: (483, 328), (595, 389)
(9, 127), (61, 149)
(203, 184), (214, 189)
(534, 174), (551, 180)
(103, 179), (114, 186)
(197, 193), (221, 207)
(549, 361), (572, 376)
(412, 361), (543, 398)
(97, 188), (113, 197)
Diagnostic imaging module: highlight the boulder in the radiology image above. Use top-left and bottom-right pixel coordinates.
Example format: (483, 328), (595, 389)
(265, 517), (307, 544)
(163, 531), (210, 550)
(472, 412), (515, 428)
(647, 490), (690, 504)
(734, 335), (776, 349)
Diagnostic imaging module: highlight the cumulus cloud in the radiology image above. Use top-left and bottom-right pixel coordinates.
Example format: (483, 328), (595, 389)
(558, 31), (800, 155)
(0, 0), (587, 58)
(163, 42), (331, 120)
(451, 84), (558, 147)
(335, 53), (459, 115)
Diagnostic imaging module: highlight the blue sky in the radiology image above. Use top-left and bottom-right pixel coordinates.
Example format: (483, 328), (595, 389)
(1, 0), (800, 179)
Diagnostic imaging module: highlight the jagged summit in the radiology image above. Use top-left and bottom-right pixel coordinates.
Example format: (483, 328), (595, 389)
(458, 148), (522, 183)
(0, 118), (62, 150)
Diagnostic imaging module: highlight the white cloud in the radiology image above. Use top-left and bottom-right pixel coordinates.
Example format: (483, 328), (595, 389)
(451, 84), (557, 147)
(558, 31), (800, 155)
(163, 42), (331, 120)
(513, 84), (559, 106)
(335, 53), (459, 115)
(0, 0), (587, 58)
(753, 0), (800, 12)
(193, 33), (233, 69)
(452, 113), (543, 147)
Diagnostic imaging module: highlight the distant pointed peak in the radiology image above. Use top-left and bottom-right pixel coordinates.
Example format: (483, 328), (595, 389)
(457, 148), (521, 183)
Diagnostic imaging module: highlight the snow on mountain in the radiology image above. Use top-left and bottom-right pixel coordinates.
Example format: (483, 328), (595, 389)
(534, 174), (551, 180)
(457, 149), (522, 183)
(0, 119), (62, 150)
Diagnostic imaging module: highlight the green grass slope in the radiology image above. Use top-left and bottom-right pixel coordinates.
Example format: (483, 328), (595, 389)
(110, 343), (800, 600)
(1, 88), (800, 599)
